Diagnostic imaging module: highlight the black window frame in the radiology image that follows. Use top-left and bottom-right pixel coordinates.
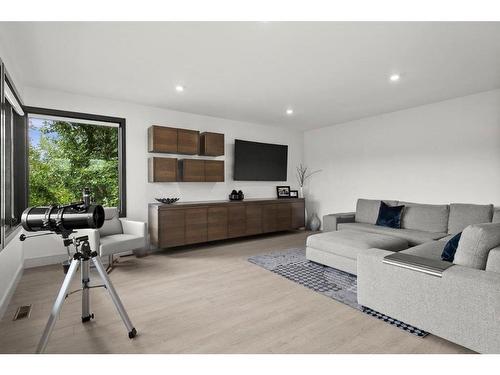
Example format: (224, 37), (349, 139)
(1, 57), (28, 249)
(23, 106), (127, 217)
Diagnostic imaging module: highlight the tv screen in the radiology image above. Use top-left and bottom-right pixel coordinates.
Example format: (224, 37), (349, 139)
(234, 139), (288, 181)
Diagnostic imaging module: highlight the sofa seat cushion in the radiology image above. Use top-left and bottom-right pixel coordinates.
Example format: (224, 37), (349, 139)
(400, 240), (446, 260)
(398, 201), (449, 233)
(355, 199), (398, 225)
(99, 234), (145, 257)
(306, 230), (408, 261)
(448, 203), (493, 234)
(454, 223), (500, 270)
(337, 222), (447, 246)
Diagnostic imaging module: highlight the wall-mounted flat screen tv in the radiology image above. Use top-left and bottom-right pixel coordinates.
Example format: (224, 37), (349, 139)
(234, 139), (288, 181)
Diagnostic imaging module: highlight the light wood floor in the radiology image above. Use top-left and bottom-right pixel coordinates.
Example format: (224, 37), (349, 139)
(0, 231), (473, 354)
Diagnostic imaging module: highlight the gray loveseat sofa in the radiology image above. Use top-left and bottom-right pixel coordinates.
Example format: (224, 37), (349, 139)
(306, 199), (500, 353)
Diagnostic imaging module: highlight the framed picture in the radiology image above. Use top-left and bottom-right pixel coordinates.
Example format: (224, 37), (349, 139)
(276, 186), (291, 199)
(289, 190), (298, 198)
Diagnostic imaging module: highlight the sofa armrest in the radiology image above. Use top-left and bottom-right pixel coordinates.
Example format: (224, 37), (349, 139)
(357, 248), (500, 353)
(119, 218), (147, 238)
(322, 212), (355, 232)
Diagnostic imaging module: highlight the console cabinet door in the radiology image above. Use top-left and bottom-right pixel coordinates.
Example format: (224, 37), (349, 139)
(228, 205), (246, 238)
(275, 203), (292, 231)
(291, 201), (305, 229)
(185, 208), (208, 244)
(246, 204), (262, 235)
(262, 204), (277, 233)
(159, 209), (185, 248)
(208, 206), (228, 241)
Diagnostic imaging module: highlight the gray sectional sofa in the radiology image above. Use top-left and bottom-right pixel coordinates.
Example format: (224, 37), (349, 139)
(306, 199), (500, 354)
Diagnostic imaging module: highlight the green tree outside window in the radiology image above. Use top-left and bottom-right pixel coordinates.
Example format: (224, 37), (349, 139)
(29, 119), (119, 207)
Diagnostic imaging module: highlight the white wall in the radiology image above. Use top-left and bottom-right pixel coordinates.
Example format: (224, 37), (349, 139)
(21, 87), (304, 265)
(304, 89), (500, 224)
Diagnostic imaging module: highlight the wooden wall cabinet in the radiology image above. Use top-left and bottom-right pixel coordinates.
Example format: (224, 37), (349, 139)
(148, 126), (178, 153)
(200, 132), (224, 156)
(148, 125), (199, 155)
(205, 160), (224, 182)
(179, 159), (225, 182)
(177, 129), (200, 155)
(149, 198), (305, 249)
(181, 159), (205, 182)
(148, 157), (178, 182)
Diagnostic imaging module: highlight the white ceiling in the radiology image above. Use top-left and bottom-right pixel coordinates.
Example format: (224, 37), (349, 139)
(1, 22), (500, 131)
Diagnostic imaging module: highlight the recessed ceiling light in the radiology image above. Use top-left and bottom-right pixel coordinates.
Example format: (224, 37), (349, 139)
(175, 85), (185, 92)
(286, 108), (294, 115)
(389, 74), (400, 82)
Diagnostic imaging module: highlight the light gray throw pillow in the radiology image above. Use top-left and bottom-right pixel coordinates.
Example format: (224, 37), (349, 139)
(99, 207), (123, 237)
(454, 223), (500, 270)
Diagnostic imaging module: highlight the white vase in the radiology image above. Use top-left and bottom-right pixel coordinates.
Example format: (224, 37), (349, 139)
(299, 186), (304, 198)
(309, 213), (321, 232)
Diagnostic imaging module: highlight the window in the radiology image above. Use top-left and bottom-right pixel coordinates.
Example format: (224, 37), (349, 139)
(25, 108), (127, 216)
(1, 57), (27, 249)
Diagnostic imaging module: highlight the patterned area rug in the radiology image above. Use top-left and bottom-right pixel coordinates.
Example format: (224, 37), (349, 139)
(248, 248), (428, 337)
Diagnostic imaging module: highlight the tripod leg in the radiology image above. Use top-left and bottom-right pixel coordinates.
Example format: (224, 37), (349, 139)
(91, 256), (137, 339)
(81, 259), (93, 322)
(36, 258), (81, 354)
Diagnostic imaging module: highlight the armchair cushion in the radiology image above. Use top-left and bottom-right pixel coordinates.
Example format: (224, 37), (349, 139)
(99, 234), (145, 257)
(99, 207), (123, 237)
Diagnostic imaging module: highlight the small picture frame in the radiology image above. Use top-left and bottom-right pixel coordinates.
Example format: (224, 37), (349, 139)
(289, 190), (298, 198)
(276, 186), (291, 199)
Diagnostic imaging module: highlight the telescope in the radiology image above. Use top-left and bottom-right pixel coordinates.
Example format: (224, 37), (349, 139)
(18, 188), (137, 353)
(20, 188), (105, 236)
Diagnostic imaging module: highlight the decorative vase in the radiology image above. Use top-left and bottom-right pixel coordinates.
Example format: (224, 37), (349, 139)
(299, 186), (304, 198)
(309, 213), (321, 232)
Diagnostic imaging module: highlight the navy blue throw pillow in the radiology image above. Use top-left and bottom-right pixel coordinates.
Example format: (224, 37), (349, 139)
(375, 201), (405, 229)
(441, 232), (462, 262)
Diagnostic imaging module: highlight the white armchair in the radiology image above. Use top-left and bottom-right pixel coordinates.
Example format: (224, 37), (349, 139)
(78, 207), (147, 272)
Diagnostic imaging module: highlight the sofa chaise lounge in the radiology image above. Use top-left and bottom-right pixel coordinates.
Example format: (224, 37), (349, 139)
(306, 199), (500, 354)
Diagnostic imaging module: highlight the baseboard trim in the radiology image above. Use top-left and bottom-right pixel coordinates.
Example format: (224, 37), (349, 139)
(0, 262), (23, 320)
(24, 254), (69, 269)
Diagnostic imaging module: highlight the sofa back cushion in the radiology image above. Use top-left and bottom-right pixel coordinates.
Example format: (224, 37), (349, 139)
(355, 199), (398, 224)
(486, 246), (500, 273)
(493, 208), (500, 223)
(454, 223), (500, 270)
(99, 207), (123, 237)
(398, 201), (449, 233)
(448, 203), (493, 234)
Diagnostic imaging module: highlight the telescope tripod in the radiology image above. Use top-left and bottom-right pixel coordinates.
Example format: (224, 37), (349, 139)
(36, 235), (137, 353)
